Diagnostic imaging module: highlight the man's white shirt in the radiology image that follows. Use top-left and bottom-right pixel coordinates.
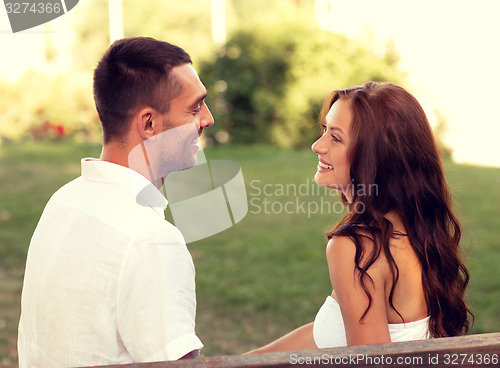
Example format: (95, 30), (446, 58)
(18, 159), (203, 367)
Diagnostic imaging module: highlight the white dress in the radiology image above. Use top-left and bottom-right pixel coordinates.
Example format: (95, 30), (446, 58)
(313, 296), (431, 348)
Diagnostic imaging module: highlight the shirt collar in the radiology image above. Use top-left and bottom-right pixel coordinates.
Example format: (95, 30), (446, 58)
(81, 158), (168, 216)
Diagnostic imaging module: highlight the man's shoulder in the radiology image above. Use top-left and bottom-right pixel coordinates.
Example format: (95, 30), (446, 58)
(47, 176), (174, 238)
(38, 176), (83, 214)
(142, 219), (186, 246)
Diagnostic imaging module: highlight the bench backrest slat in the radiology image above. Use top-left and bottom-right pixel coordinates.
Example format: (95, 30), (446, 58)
(88, 332), (500, 368)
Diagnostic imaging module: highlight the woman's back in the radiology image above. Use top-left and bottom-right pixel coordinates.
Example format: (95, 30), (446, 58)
(381, 212), (428, 324)
(321, 211), (430, 346)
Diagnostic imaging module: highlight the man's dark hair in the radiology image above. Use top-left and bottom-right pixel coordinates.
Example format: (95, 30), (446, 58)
(93, 37), (192, 143)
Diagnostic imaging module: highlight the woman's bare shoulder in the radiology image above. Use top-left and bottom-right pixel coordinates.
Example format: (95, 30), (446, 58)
(325, 231), (391, 291)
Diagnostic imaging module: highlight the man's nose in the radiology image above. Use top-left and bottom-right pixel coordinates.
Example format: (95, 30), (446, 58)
(200, 103), (214, 128)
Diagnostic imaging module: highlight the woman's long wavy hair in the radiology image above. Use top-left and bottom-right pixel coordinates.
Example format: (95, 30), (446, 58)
(322, 82), (472, 337)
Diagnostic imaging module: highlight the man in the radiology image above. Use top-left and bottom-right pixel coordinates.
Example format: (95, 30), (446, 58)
(18, 37), (214, 367)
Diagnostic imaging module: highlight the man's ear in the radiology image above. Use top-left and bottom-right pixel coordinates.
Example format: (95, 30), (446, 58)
(134, 107), (156, 140)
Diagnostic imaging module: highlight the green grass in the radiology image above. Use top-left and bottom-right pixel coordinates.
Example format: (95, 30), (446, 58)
(0, 141), (499, 365)
(444, 163), (500, 333)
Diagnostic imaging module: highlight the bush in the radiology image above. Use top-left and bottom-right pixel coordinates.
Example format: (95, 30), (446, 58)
(200, 22), (405, 148)
(0, 71), (101, 144)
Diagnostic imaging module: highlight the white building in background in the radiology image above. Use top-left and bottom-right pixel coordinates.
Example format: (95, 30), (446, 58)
(108, 0), (124, 44)
(211, 0), (226, 48)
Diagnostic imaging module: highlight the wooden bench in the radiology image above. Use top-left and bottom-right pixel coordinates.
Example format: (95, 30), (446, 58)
(91, 332), (500, 368)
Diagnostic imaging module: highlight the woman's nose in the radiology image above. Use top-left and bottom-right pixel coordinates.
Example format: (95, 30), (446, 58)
(311, 135), (327, 155)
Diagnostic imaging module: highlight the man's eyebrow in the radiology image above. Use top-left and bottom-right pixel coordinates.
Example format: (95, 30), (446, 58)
(189, 93), (207, 110)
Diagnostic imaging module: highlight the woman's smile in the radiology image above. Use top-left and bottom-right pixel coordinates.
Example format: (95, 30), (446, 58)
(317, 159), (334, 172)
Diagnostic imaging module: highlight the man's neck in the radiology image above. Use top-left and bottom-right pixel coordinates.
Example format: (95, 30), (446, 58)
(100, 141), (164, 189)
(100, 143), (130, 168)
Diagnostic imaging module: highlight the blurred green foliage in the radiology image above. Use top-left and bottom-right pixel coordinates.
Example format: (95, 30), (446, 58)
(0, 0), (405, 148)
(200, 23), (404, 147)
(0, 71), (100, 143)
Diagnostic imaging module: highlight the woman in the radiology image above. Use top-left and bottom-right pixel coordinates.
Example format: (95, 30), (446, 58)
(249, 82), (472, 352)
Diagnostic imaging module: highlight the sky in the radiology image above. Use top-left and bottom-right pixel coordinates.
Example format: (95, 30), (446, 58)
(1, 0), (500, 167)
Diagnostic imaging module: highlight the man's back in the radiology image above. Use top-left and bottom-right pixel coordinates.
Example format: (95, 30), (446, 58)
(18, 159), (202, 367)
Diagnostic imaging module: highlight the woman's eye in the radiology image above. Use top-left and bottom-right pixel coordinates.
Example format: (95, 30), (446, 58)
(331, 135), (341, 143)
(320, 125), (341, 142)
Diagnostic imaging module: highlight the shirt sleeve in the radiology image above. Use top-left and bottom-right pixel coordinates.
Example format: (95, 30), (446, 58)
(117, 224), (203, 362)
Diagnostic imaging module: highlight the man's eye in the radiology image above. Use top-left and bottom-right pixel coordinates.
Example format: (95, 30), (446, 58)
(192, 103), (203, 114)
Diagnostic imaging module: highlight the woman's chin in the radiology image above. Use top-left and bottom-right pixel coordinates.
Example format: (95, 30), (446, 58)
(314, 172), (331, 187)
(313, 177), (344, 193)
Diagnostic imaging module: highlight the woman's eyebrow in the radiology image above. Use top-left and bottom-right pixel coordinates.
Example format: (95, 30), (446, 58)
(328, 126), (344, 133)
